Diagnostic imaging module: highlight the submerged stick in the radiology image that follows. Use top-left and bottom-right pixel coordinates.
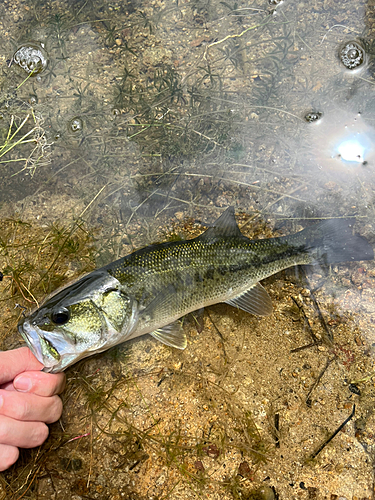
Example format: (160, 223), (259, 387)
(306, 357), (334, 407)
(274, 413), (280, 448)
(310, 404), (355, 459)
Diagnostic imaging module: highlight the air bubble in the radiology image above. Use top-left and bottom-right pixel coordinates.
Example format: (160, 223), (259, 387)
(304, 111), (322, 123)
(339, 41), (366, 70)
(28, 95), (38, 105)
(69, 117), (83, 133)
(12, 43), (48, 75)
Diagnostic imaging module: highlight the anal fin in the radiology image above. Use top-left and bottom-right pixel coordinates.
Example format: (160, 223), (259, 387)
(149, 322), (187, 349)
(225, 283), (273, 316)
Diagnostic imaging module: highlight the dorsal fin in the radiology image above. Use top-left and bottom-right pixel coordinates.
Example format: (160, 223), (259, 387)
(196, 207), (244, 241)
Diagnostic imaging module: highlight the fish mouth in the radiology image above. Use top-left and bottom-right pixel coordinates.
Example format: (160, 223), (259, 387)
(18, 317), (99, 373)
(18, 318), (60, 371)
(18, 318), (45, 365)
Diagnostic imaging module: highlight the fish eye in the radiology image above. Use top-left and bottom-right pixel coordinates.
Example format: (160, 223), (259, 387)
(51, 308), (70, 325)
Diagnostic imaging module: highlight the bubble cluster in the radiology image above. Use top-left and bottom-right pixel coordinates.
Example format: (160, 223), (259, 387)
(69, 117), (83, 133)
(304, 111), (322, 123)
(13, 43), (48, 75)
(339, 41), (365, 70)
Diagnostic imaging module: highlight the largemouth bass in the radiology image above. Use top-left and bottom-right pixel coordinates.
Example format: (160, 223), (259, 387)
(18, 207), (373, 372)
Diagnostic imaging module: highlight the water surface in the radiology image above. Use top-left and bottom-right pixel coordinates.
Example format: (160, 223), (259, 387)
(0, 0), (375, 498)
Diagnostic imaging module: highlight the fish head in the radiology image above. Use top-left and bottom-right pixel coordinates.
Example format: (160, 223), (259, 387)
(18, 271), (138, 373)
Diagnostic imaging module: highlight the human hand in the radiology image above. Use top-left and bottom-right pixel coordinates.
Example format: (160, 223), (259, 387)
(0, 347), (65, 471)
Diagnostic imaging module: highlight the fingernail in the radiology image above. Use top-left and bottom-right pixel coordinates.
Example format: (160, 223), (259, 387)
(14, 376), (32, 392)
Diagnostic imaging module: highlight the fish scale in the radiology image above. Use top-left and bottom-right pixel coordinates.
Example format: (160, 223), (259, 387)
(106, 237), (309, 335)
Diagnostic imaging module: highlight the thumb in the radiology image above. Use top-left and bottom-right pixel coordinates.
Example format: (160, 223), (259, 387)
(0, 347), (43, 384)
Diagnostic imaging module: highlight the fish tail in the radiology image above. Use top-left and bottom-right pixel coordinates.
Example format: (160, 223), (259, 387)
(296, 219), (374, 265)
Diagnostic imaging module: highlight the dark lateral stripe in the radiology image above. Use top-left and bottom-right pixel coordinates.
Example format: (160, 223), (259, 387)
(204, 266), (215, 280)
(259, 245), (307, 265)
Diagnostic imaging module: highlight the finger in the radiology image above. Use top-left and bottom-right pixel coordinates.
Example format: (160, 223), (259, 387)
(0, 348), (43, 385)
(14, 371), (66, 396)
(0, 382), (15, 391)
(0, 443), (19, 471)
(0, 390), (63, 424)
(0, 415), (49, 448)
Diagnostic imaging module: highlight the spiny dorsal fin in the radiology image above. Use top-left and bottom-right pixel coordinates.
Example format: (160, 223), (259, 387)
(196, 207), (244, 241)
(225, 283), (273, 316)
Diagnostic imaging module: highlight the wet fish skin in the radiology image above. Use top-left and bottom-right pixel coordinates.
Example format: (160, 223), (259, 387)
(18, 208), (374, 373)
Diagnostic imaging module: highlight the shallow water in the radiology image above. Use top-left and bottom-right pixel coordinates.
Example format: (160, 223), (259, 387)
(1, 0), (375, 498)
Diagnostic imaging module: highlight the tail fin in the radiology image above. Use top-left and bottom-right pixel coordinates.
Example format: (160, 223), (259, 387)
(298, 219), (373, 265)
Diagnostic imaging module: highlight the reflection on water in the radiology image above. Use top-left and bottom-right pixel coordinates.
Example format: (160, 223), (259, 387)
(306, 108), (375, 174)
(0, 0), (375, 498)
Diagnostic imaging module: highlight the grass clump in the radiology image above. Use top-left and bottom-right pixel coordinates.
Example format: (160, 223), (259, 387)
(0, 216), (97, 350)
(113, 63), (239, 160)
(0, 96), (52, 178)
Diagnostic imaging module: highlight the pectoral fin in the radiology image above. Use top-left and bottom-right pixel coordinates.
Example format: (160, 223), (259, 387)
(225, 283), (273, 316)
(150, 322), (187, 349)
(141, 284), (187, 349)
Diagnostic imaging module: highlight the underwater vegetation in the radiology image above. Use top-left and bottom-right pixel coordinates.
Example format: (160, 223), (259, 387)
(0, 216), (97, 350)
(0, 207), (278, 498)
(0, 94), (51, 182)
(112, 62), (239, 160)
(46, 12), (71, 58)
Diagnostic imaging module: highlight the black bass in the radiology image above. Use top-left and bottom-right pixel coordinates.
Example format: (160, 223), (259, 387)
(18, 207), (373, 372)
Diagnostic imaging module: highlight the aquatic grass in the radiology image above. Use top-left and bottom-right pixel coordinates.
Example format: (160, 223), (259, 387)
(217, 40), (246, 70)
(136, 11), (155, 34)
(71, 82), (93, 109)
(21, 5), (272, 175)
(0, 111), (51, 177)
(57, 335), (272, 499)
(101, 21), (118, 47)
(0, 217), (97, 349)
(47, 12), (72, 58)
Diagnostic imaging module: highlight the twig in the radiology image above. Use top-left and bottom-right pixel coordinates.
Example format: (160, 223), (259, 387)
(306, 357), (334, 407)
(274, 413), (280, 448)
(291, 341), (320, 353)
(206, 309), (228, 362)
(308, 287), (333, 344)
(65, 432), (91, 444)
(310, 404), (355, 459)
(15, 464), (42, 500)
(320, 24), (356, 45)
(206, 17), (273, 49)
(87, 417), (93, 489)
(298, 267), (333, 344)
(290, 296), (321, 346)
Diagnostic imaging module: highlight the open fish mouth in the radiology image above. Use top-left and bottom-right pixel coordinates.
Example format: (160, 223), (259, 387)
(18, 318), (45, 364)
(18, 318), (65, 371)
